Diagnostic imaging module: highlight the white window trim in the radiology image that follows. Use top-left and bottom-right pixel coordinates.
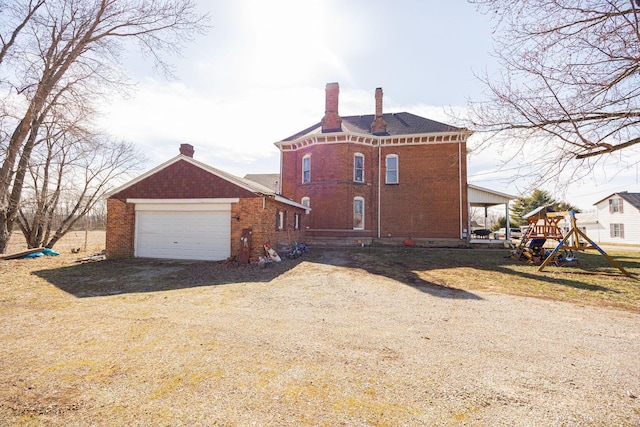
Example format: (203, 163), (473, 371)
(277, 209), (285, 230)
(354, 152), (365, 183)
(610, 198), (623, 213)
(294, 213), (301, 230)
(611, 223), (624, 238)
(353, 196), (365, 230)
(302, 154), (311, 184)
(386, 154), (399, 184)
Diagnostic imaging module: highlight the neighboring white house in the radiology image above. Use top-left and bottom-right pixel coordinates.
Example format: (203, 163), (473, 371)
(551, 211), (599, 242)
(593, 192), (640, 245)
(574, 210), (600, 239)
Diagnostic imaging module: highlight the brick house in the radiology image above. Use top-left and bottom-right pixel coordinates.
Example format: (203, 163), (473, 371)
(275, 82), (472, 243)
(105, 144), (308, 261)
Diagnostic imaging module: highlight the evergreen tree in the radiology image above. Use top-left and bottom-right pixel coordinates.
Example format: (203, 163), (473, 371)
(493, 216), (507, 231)
(511, 189), (581, 225)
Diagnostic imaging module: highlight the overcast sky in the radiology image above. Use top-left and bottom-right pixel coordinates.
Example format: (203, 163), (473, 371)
(98, 0), (640, 211)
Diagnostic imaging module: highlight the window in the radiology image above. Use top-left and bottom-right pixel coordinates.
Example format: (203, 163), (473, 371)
(301, 197), (310, 214)
(354, 153), (364, 183)
(609, 198), (624, 213)
(276, 209), (286, 231)
(353, 197), (364, 230)
(294, 213), (301, 230)
(302, 155), (311, 184)
(386, 154), (398, 184)
(610, 223), (625, 238)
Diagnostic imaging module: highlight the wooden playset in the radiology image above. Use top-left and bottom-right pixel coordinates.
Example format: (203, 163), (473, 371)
(511, 206), (631, 277)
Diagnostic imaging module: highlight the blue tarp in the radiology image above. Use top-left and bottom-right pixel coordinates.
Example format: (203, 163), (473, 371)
(21, 248), (60, 258)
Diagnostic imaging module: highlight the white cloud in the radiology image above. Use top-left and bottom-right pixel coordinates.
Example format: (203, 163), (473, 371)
(98, 79), (329, 176)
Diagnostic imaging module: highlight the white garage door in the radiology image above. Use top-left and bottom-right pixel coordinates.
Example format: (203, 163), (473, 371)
(135, 206), (231, 261)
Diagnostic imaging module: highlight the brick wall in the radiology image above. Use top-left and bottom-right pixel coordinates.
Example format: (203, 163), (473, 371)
(105, 198), (135, 258)
(230, 197), (306, 258)
(282, 144), (378, 236)
(380, 143), (467, 238)
(280, 141), (468, 239)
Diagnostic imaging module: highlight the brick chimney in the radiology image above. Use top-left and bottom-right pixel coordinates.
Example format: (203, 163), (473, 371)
(321, 82), (342, 132)
(179, 143), (194, 157)
(371, 87), (387, 135)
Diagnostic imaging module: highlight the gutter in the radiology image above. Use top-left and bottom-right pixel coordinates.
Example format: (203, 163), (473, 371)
(273, 194), (311, 213)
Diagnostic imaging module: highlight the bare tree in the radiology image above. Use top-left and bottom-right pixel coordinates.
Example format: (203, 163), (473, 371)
(0, 1), (46, 65)
(468, 0), (640, 181)
(17, 108), (144, 249)
(0, 0), (208, 253)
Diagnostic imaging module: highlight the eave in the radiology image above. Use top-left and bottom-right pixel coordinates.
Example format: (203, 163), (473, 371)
(274, 129), (473, 152)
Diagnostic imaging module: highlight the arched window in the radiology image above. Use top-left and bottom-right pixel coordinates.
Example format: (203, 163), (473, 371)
(385, 154), (398, 184)
(354, 153), (364, 183)
(301, 197), (310, 215)
(353, 197), (364, 230)
(302, 154), (311, 184)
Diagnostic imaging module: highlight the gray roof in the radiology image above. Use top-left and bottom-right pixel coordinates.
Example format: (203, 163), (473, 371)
(244, 174), (280, 193)
(281, 112), (463, 142)
(207, 167), (275, 195)
(575, 211), (598, 224)
(522, 205), (553, 219)
(619, 192), (640, 210)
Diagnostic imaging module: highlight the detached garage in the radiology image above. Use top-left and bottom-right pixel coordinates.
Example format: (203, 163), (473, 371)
(133, 199), (234, 261)
(106, 144), (308, 261)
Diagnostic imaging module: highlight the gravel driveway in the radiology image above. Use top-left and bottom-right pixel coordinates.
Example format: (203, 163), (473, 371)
(272, 250), (640, 426)
(2, 248), (640, 426)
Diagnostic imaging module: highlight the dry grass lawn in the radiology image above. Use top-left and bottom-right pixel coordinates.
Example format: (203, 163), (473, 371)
(1, 231), (639, 426)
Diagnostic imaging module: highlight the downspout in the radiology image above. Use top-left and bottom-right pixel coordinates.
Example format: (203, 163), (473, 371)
(279, 147), (284, 195)
(459, 142), (463, 239)
(378, 139), (381, 238)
